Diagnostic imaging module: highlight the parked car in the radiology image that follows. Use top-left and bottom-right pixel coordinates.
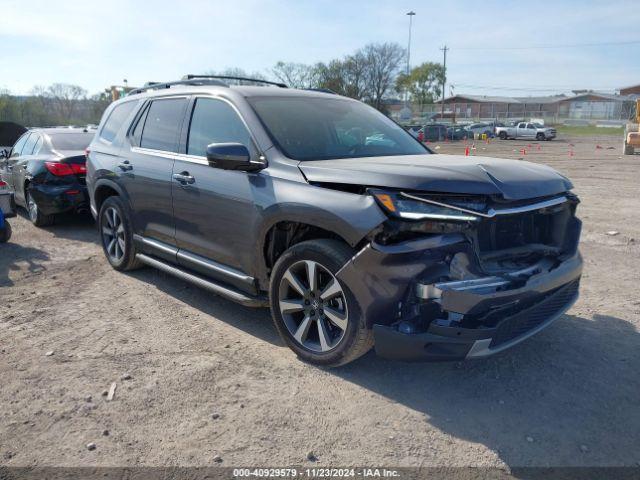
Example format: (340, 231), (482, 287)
(0, 127), (94, 226)
(418, 123), (448, 142)
(87, 76), (582, 366)
(446, 125), (470, 141)
(495, 122), (556, 140)
(465, 123), (494, 138)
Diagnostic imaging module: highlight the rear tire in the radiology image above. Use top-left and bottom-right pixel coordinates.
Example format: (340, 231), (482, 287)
(499, 131), (507, 140)
(98, 196), (143, 271)
(26, 189), (54, 227)
(269, 239), (373, 367)
(0, 222), (11, 243)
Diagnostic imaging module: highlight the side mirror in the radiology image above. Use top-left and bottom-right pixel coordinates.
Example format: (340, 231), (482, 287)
(206, 143), (263, 172)
(0, 149), (7, 160)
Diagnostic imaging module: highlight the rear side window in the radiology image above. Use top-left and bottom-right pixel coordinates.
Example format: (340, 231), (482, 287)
(187, 98), (253, 156)
(22, 134), (38, 155)
(100, 101), (136, 143)
(51, 133), (94, 150)
(11, 133), (30, 157)
(32, 135), (43, 154)
(140, 98), (188, 153)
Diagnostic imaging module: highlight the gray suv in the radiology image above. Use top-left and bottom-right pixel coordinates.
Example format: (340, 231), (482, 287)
(87, 75), (582, 367)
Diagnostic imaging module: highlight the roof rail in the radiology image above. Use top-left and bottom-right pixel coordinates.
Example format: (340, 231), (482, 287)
(305, 88), (337, 95)
(182, 74), (288, 89)
(127, 78), (228, 96)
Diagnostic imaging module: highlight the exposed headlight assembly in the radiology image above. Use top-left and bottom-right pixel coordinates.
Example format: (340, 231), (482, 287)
(371, 190), (481, 222)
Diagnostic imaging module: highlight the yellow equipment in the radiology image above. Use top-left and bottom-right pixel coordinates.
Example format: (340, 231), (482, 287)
(624, 99), (640, 155)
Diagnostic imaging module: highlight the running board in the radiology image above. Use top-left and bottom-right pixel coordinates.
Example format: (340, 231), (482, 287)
(135, 253), (268, 308)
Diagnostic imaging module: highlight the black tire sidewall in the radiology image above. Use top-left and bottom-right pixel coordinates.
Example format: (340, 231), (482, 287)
(269, 240), (365, 367)
(0, 222), (11, 243)
(98, 196), (137, 271)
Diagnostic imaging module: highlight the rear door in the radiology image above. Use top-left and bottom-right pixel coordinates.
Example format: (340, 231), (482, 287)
(11, 133), (40, 205)
(2, 132), (30, 192)
(171, 96), (260, 277)
(123, 96), (188, 248)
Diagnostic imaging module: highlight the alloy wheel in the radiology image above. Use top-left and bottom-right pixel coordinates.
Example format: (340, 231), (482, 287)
(102, 207), (126, 262)
(278, 260), (349, 353)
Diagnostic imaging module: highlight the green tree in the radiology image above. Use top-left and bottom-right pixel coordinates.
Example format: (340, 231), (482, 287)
(396, 62), (445, 108)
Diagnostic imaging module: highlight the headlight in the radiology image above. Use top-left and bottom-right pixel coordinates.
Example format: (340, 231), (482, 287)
(371, 190), (481, 222)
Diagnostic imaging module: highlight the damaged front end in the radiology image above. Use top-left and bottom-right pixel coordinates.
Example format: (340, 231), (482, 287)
(336, 191), (582, 361)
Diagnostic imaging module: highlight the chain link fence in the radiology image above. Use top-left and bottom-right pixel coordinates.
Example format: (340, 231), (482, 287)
(393, 100), (638, 126)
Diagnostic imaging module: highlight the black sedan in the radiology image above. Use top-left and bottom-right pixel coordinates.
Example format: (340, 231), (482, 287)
(0, 128), (94, 226)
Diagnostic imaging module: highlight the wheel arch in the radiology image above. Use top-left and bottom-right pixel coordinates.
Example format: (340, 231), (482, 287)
(93, 179), (130, 215)
(254, 206), (384, 289)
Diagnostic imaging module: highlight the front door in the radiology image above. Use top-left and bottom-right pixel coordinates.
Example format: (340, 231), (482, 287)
(171, 96), (259, 273)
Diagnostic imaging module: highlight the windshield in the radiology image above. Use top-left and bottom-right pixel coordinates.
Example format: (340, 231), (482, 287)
(248, 96), (428, 161)
(50, 132), (94, 150)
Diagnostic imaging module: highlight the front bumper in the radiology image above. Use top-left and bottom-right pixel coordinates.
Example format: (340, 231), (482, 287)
(337, 223), (582, 362)
(373, 273), (580, 361)
(29, 183), (89, 216)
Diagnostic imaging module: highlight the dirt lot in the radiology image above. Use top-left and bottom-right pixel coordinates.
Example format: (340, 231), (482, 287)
(1, 135), (639, 469)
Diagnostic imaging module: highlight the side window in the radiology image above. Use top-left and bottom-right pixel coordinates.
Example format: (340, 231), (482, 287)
(140, 98), (188, 153)
(100, 101), (137, 143)
(32, 135), (43, 155)
(187, 98), (253, 157)
(10, 133), (30, 158)
(130, 104), (150, 147)
(527, 123), (536, 129)
(22, 133), (39, 156)
(518, 123), (526, 128)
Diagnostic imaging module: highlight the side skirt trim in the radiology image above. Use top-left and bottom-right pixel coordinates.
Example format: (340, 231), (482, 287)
(135, 253), (268, 308)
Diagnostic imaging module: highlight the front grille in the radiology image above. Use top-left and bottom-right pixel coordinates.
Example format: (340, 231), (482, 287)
(489, 280), (579, 348)
(477, 202), (568, 253)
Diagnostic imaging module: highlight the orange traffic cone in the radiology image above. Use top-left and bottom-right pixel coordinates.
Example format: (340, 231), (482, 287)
(464, 146), (470, 156)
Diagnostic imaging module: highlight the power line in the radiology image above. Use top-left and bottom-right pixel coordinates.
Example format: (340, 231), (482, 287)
(451, 39), (640, 51)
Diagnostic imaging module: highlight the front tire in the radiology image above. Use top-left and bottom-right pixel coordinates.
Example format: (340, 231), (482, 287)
(98, 196), (143, 271)
(536, 132), (545, 141)
(26, 189), (54, 227)
(269, 239), (373, 367)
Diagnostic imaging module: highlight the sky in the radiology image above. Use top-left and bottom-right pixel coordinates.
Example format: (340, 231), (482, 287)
(1, 0), (639, 98)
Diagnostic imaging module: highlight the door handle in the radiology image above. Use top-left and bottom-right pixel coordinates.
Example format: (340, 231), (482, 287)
(172, 172), (195, 184)
(118, 161), (133, 171)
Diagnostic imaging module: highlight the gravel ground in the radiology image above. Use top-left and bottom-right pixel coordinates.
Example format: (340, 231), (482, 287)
(1, 135), (639, 469)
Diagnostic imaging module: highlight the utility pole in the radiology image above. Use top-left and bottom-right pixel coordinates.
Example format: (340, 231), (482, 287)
(405, 11), (416, 108)
(440, 45), (448, 119)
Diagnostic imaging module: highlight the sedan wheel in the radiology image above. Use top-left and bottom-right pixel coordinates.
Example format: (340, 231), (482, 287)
(101, 206), (126, 263)
(278, 259), (349, 353)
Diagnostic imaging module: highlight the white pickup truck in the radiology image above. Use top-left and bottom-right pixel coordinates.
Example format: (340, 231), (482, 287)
(495, 122), (556, 141)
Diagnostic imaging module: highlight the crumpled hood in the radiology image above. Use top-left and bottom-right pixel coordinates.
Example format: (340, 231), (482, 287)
(298, 154), (573, 200)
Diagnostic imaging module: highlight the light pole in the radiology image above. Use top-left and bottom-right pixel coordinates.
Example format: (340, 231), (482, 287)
(406, 11), (415, 75)
(405, 11), (416, 111)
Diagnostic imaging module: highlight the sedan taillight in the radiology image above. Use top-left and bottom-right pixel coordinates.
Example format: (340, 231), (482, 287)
(45, 162), (86, 176)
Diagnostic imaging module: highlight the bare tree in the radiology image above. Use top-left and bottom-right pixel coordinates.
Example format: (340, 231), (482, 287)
(271, 62), (317, 89)
(34, 83), (87, 124)
(204, 68), (267, 85)
(361, 43), (406, 111)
